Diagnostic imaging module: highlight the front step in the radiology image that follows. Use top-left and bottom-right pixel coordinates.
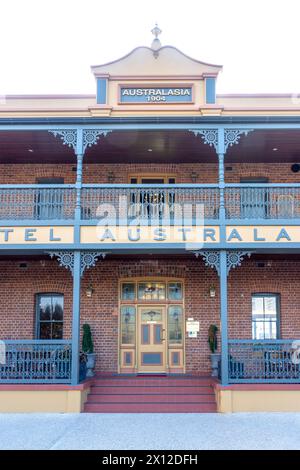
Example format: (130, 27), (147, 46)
(84, 376), (217, 413)
(87, 393), (216, 403)
(90, 385), (214, 394)
(84, 403), (217, 413)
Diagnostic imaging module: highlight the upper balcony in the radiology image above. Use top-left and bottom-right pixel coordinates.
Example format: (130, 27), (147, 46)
(0, 128), (300, 231)
(0, 183), (299, 222)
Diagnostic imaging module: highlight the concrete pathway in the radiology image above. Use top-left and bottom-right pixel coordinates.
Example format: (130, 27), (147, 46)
(0, 413), (299, 450)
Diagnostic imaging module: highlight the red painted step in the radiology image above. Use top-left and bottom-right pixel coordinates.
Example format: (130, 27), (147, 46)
(84, 402), (217, 413)
(87, 393), (216, 403)
(90, 385), (214, 394)
(91, 379), (214, 387)
(83, 375), (217, 413)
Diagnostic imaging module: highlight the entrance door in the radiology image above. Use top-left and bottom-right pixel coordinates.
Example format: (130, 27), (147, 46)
(137, 306), (166, 373)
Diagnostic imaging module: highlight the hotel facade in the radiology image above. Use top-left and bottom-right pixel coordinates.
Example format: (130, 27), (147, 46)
(1, 29), (300, 413)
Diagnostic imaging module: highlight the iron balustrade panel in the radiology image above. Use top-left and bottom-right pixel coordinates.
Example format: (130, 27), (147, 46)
(81, 185), (220, 221)
(0, 186), (76, 220)
(225, 185), (300, 219)
(0, 340), (72, 383)
(228, 340), (300, 383)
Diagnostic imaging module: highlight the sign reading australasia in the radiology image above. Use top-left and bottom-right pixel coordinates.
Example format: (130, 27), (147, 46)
(120, 86), (193, 103)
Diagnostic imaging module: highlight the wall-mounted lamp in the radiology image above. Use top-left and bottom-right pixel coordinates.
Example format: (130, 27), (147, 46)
(86, 284), (94, 298)
(190, 171), (198, 183)
(209, 285), (216, 298)
(107, 171), (116, 183)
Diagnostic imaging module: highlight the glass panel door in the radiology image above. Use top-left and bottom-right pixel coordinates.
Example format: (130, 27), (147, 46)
(137, 306), (166, 372)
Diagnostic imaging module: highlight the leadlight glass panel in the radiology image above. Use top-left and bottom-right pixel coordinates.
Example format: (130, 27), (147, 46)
(121, 283), (136, 300)
(138, 282), (166, 300)
(141, 309), (162, 322)
(168, 305), (183, 344)
(168, 282), (183, 300)
(121, 306), (136, 344)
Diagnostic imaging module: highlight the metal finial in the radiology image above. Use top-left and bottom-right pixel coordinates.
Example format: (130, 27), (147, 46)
(151, 23), (162, 39)
(151, 23), (162, 56)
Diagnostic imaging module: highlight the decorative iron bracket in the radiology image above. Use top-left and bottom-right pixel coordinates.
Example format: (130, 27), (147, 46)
(47, 251), (106, 277)
(49, 130), (78, 151)
(194, 250), (252, 276)
(49, 129), (112, 154)
(82, 130), (111, 154)
(190, 129), (218, 152)
(80, 251), (106, 276)
(226, 251), (252, 274)
(190, 128), (253, 154)
(194, 250), (220, 275)
(224, 129), (253, 153)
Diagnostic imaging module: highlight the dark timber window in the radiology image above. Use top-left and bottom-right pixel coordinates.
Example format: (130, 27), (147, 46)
(240, 177), (269, 219)
(35, 177), (64, 219)
(36, 294), (64, 339)
(252, 294), (280, 340)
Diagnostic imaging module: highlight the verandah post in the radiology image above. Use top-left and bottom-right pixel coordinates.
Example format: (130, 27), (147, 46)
(218, 128), (229, 385)
(71, 250), (81, 385)
(220, 250), (229, 385)
(217, 127), (226, 222)
(71, 129), (84, 385)
(75, 128), (84, 223)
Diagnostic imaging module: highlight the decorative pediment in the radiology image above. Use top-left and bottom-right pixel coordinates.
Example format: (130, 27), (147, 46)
(90, 26), (223, 112)
(91, 45), (222, 78)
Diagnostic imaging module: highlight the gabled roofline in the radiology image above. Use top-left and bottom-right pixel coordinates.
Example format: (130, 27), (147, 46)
(217, 93), (300, 98)
(2, 94), (95, 100)
(91, 46), (223, 71)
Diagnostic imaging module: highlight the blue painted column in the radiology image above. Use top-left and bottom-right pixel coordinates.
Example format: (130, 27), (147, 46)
(217, 128), (226, 222)
(217, 129), (229, 385)
(71, 129), (84, 385)
(219, 250), (229, 385)
(75, 129), (84, 226)
(71, 251), (81, 385)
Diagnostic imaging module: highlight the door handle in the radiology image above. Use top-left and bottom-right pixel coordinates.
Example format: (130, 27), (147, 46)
(160, 328), (166, 342)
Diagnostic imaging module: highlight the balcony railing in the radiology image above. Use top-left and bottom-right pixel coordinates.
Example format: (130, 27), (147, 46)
(0, 185), (76, 220)
(228, 340), (300, 383)
(0, 340), (72, 383)
(81, 184), (220, 221)
(225, 184), (300, 219)
(0, 184), (300, 222)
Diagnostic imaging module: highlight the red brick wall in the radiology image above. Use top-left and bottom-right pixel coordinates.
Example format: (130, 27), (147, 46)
(0, 259), (73, 339)
(0, 162), (300, 184)
(0, 256), (299, 375)
(228, 259), (300, 339)
(0, 164), (76, 184)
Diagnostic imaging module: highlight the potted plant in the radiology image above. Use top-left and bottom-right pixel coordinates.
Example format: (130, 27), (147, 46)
(82, 323), (96, 377)
(208, 324), (221, 377)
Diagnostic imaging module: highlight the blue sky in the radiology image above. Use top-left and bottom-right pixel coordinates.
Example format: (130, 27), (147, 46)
(1, 0), (300, 95)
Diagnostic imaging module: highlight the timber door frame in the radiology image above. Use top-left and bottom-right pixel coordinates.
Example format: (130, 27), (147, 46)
(118, 277), (185, 375)
(128, 174), (176, 184)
